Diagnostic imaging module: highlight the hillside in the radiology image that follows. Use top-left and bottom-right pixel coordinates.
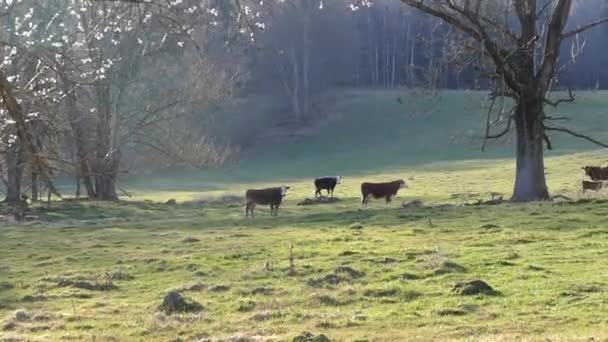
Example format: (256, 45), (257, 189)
(125, 89), (608, 201)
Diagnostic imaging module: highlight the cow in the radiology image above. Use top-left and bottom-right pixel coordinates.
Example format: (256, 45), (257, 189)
(583, 166), (608, 181)
(244, 185), (289, 218)
(361, 179), (408, 209)
(314, 176), (342, 197)
(583, 180), (603, 192)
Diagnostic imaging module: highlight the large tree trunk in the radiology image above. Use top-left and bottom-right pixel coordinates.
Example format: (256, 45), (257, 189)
(93, 83), (120, 201)
(511, 98), (550, 202)
(4, 141), (23, 203)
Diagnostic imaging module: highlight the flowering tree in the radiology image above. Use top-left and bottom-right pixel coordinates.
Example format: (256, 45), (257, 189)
(0, 0), (244, 202)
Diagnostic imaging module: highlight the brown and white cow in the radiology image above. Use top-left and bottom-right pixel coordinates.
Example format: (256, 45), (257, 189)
(244, 185), (289, 218)
(361, 179), (407, 209)
(583, 166), (608, 181)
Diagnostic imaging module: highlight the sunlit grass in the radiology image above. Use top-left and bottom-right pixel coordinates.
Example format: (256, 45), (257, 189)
(2, 90), (608, 340)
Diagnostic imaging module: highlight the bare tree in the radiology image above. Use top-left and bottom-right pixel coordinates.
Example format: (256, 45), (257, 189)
(397, 0), (608, 201)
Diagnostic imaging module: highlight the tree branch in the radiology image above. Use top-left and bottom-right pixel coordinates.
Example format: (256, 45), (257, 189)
(545, 126), (608, 148)
(400, 0), (523, 92)
(544, 87), (575, 107)
(562, 17), (608, 39)
(536, 0), (573, 93)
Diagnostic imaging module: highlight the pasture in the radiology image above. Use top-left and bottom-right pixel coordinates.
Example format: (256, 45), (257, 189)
(2, 90), (608, 341)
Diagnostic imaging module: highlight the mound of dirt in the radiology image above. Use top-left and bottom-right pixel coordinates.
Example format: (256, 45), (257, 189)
(292, 331), (331, 342)
(452, 280), (498, 296)
(297, 197), (341, 206)
(157, 291), (203, 314)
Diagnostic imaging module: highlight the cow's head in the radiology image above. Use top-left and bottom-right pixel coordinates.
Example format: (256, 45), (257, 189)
(398, 179), (408, 189)
(280, 185), (290, 196)
(583, 166), (594, 174)
(336, 176), (342, 184)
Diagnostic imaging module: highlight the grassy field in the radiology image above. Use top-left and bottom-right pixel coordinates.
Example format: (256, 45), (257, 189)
(2, 90), (608, 341)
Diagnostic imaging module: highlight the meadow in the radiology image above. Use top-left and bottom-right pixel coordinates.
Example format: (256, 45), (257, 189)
(2, 90), (608, 341)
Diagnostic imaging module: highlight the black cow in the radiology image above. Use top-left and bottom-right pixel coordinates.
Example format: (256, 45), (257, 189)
(244, 185), (289, 218)
(361, 179), (407, 209)
(314, 176), (342, 197)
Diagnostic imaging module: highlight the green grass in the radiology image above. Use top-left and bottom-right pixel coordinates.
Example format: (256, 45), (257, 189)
(3, 89), (608, 341)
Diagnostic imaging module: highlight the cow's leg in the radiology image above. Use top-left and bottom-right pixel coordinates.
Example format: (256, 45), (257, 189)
(270, 204), (275, 216)
(245, 202), (254, 218)
(315, 189), (321, 198)
(386, 195), (393, 205)
(362, 194), (369, 210)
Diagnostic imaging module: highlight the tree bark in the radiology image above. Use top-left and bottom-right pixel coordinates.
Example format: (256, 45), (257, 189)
(0, 70), (59, 199)
(93, 82), (120, 201)
(62, 76), (97, 199)
(511, 98), (549, 202)
(31, 169), (38, 202)
(4, 141), (23, 204)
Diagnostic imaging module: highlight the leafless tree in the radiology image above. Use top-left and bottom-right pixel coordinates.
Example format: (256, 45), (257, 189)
(398, 0), (608, 201)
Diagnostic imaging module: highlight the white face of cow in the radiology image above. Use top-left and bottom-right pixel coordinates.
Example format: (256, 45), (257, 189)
(399, 179), (408, 189)
(280, 185), (290, 196)
(336, 176), (342, 184)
